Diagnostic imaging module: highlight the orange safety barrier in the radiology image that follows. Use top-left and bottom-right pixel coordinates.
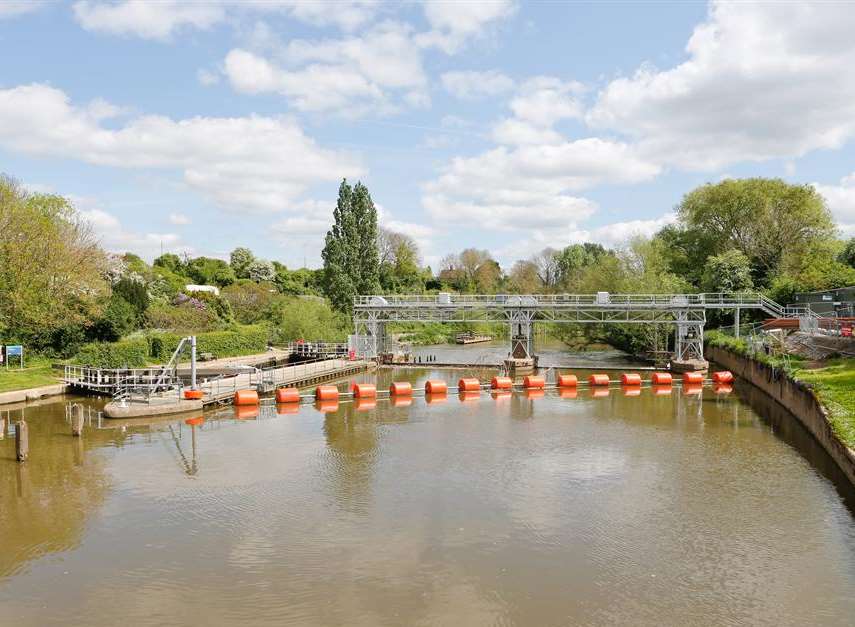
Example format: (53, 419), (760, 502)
(389, 381), (413, 396)
(351, 383), (376, 398)
(391, 396), (413, 408)
(315, 385), (339, 401)
(559, 388), (578, 399)
(275, 387), (300, 403)
(591, 387), (610, 398)
(623, 387), (641, 397)
(184, 389), (203, 400)
(185, 416), (204, 426)
(315, 399), (339, 413)
(425, 380), (448, 395)
(557, 374), (578, 387)
(652, 385), (672, 397)
(589, 373), (610, 386)
(523, 375), (545, 389)
(525, 388), (545, 399)
(711, 371), (734, 384)
(621, 373), (642, 386)
(458, 377), (481, 392)
(683, 384), (703, 396)
(234, 389), (259, 406)
(682, 372), (704, 385)
(651, 372), (672, 385)
(713, 384), (733, 395)
(491, 376), (513, 389)
(276, 403), (300, 415)
(235, 405), (259, 420)
(459, 390), (481, 402)
(355, 398), (376, 412)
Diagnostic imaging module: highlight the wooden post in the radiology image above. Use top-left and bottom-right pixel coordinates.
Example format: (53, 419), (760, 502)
(0, 414), (6, 440)
(71, 405), (84, 437)
(15, 420), (28, 462)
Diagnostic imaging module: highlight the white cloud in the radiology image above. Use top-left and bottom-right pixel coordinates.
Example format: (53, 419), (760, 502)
(168, 213), (191, 225)
(814, 173), (855, 225)
(80, 206), (194, 259)
(72, 0), (379, 39)
(441, 70), (514, 100)
(0, 1), (48, 18)
(587, 1), (855, 170)
(196, 68), (220, 86)
(418, 0), (517, 54)
(0, 83), (363, 214)
(490, 77), (585, 146)
(223, 21), (428, 115)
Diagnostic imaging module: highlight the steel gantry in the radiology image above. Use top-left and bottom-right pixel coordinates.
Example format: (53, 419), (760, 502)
(352, 292), (812, 363)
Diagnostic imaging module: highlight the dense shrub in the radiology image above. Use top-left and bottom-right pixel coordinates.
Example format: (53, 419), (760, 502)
(145, 301), (221, 332)
(147, 326), (268, 361)
(73, 338), (149, 368)
(271, 297), (350, 343)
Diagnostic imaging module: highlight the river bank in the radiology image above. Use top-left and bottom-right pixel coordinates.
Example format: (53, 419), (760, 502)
(707, 344), (855, 487)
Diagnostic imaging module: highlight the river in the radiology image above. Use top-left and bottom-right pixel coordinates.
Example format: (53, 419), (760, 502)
(1, 354), (854, 626)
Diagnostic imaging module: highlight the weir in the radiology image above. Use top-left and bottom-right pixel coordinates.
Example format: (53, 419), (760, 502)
(352, 292), (814, 371)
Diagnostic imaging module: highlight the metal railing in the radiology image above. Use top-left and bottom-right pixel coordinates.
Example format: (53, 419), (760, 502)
(249, 357), (353, 389)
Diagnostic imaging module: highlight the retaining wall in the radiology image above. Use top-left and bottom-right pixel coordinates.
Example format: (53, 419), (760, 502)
(0, 383), (68, 406)
(707, 345), (855, 487)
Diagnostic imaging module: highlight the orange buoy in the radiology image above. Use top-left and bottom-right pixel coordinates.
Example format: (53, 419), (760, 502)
(276, 403), (299, 415)
(458, 377), (481, 392)
(459, 390), (480, 402)
(559, 388), (578, 399)
(391, 396), (413, 408)
(491, 376), (513, 389)
(557, 374), (578, 387)
(591, 387), (610, 398)
(621, 373), (642, 386)
(652, 385), (672, 397)
(390, 381), (413, 396)
(235, 405), (259, 420)
(425, 380), (448, 395)
(523, 375), (545, 389)
(713, 384), (733, 395)
(682, 372), (704, 385)
(184, 416), (204, 426)
(623, 387), (641, 397)
(184, 389), (203, 400)
(355, 398), (376, 412)
(234, 389), (259, 406)
(683, 383), (703, 396)
(315, 385), (339, 401)
(351, 383), (376, 398)
(525, 388), (545, 399)
(275, 387), (300, 403)
(315, 399), (339, 413)
(651, 372), (672, 385)
(588, 374), (610, 386)
(711, 371), (734, 384)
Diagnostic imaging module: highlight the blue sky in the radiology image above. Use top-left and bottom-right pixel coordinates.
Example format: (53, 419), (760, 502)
(2, 1), (855, 270)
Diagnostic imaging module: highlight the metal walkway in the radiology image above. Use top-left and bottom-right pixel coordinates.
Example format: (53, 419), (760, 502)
(352, 292), (813, 363)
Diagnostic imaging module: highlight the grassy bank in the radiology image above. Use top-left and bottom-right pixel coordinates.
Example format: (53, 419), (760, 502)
(0, 357), (60, 393)
(707, 330), (854, 448)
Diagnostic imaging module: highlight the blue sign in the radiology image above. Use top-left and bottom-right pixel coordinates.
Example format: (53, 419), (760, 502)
(6, 345), (22, 356)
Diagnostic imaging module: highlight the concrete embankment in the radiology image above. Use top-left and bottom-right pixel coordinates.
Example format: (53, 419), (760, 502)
(0, 383), (68, 406)
(707, 345), (855, 487)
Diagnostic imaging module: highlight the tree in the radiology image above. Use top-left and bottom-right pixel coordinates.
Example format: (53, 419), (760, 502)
(186, 257), (235, 287)
(532, 247), (561, 290)
(555, 243), (607, 289)
(229, 247), (255, 279)
(112, 277), (150, 317)
(701, 249), (754, 292)
(507, 260), (540, 293)
(378, 228), (422, 292)
(247, 259), (276, 283)
(321, 179), (380, 311)
(674, 178), (835, 285)
(838, 238), (855, 268)
(153, 253), (184, 275)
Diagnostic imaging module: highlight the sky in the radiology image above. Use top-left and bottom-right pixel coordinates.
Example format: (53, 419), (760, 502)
(2, 1), (855, 270)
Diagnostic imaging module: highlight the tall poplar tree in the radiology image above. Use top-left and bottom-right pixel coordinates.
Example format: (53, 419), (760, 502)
(322, 179), (380, 312)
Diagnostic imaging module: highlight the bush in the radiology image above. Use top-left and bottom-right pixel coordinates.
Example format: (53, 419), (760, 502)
(146, 326), (269, 361)
(145, 301), (221, 332)
(271, 297), (350, 343)
(73, 338), (149, 368)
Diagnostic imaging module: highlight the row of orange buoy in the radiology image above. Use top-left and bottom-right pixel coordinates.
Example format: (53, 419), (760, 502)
(231, 371), (734, 409)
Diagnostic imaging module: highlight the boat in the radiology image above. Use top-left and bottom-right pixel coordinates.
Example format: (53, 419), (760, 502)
(455, 332), (493, 344)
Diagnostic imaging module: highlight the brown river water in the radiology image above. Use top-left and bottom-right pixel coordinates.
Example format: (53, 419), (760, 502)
(1, 358), (854, 626)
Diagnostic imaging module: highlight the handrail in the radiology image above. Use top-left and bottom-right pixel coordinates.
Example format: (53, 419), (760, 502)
(354, 292), (774, 307)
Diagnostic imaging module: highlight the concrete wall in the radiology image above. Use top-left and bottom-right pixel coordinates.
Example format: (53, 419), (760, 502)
(708, 345), (855, 487)
(0, 383), (68, 406)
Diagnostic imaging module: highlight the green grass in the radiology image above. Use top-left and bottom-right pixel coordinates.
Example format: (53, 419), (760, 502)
(0, 356), (60, 393)
(792, 360), (855, 449)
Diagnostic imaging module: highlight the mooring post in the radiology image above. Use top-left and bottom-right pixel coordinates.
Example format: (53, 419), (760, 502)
(71, 404), (84, 437)
(0, 413), (6, 440)
(15, 420), (29, 462)
(191, 335), (198, 390)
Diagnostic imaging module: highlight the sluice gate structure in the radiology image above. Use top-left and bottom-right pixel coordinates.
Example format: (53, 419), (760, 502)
(352, 292), (813, 371)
